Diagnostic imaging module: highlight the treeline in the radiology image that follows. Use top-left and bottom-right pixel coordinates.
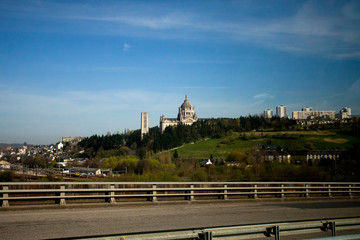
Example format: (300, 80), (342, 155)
(78, 116), (296, 159)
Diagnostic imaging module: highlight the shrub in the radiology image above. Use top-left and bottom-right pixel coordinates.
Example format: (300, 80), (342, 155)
(0, 170), (14, 182)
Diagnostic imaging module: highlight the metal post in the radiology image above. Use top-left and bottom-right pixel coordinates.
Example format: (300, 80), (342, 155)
(253, 184), (258, 199)
(187, 184), (194, 201)
(281, 184), (285, 199)
(107, 184), (116, 204)
(274, 226), (280, 240)
(265, 226), (280, 240)
(223, 184), (228, 200)
(57, 184), (66, 205)
(328, 184), (332, 198)
(198, 231), (212, 240)
(349, 184), (352, 198)
(152, 184), (157, 202)
(305, 184), (310, 198)
(330, 222), (336, 236)
(1, 185), (9, 207)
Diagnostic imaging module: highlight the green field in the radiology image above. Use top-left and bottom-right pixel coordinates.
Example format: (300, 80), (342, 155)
(169, 130), (360, 160)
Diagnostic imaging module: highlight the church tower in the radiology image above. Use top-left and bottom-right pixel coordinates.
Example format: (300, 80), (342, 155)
(178, 94), (198, 125)
(141, 112), (149, 139)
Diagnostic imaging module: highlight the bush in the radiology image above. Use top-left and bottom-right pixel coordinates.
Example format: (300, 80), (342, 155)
(0, 170), (14, 182)
(227, 151), (246, 163)
(191, 169), (207, 181)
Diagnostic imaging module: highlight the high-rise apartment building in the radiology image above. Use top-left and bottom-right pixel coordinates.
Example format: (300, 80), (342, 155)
(264, 109), (273, 119)
(276, 105), (287, 118)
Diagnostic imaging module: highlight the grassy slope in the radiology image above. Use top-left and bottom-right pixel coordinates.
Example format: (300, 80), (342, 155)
(170, 130), (360, 160)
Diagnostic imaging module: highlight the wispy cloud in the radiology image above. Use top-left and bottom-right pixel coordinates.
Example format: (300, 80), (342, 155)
(123, 43), (131, 52)
(254, 93), (274, 99)
(3, 1), (359, 59)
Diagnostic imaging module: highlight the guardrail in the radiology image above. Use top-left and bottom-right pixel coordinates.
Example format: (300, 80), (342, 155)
(51, 217), (360, 240)
(1, 182), (359, 207)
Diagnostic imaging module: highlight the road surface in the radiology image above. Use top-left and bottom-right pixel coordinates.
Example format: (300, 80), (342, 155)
(1, 199), (360, 239)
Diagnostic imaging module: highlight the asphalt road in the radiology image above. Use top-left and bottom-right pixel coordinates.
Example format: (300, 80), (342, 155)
(1, 199), (360, 239)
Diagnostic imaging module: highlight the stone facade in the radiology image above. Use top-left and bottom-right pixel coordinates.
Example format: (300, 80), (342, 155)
(160, 95), (198, 133)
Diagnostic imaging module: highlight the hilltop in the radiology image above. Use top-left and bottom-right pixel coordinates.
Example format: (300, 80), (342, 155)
(167, 130), (360, 160)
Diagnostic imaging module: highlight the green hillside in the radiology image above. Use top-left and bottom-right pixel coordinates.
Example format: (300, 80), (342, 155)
(169, 130), (360, 160)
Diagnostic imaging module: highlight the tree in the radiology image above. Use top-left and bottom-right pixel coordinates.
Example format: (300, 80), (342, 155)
(173, 150), (179, 159)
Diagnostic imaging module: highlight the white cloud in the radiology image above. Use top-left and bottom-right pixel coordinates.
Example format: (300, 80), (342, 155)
(254, 93), (274, 99)
(3, 1), (359, 59)
(123, 43), (131, 51)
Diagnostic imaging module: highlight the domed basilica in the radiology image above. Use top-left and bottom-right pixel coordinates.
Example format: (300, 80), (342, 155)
(160, 95), (198, 133)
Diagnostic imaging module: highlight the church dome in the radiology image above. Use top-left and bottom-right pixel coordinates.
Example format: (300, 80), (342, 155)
(181, 95), (193, 109)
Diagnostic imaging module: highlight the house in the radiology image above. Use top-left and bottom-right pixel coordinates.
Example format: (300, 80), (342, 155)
(0, 160), (11, 169)
(257, 144), (291, 163)
(70, 167), (102, 176)
(307, 150), (343, 165)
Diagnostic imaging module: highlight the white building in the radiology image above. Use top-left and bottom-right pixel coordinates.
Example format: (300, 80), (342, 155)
(276, 105), (287, 118)
(57, 142), (64, 150)
(340, 107), (352, 120)
(264, 109), (273, 119)
(160, 95), (198, 133)
(141, 112), (149, 139)
(60, 136), (84, 144)
(0, 160), (11, 169)
(292, 108), (336, 120)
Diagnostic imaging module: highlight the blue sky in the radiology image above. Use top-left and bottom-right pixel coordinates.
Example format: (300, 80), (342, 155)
(0, 0), (360, 144)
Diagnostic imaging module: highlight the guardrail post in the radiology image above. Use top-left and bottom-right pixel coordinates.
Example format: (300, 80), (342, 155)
(107, 184), (116, 204)
(186, 184), (194, 201)
(349, 184), (352, 198)
(330, 222), (336, 236)
(152, 184), (157, 202)
(253, 184), (258, 199)
(274, 225), (280, 240)
(305, 184), (310, 198)
(1, 185), (10, 207)
(328, 184), (332, 198)
(57, 184), (66, 205)
(223, 184), (228, 200)
(281, 184), (285, 199)
(198, 231), (212, 240)
(265, 226), (280, 240)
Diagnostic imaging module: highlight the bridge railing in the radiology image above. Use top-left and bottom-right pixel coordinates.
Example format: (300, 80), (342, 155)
(1, 182), (359, 207)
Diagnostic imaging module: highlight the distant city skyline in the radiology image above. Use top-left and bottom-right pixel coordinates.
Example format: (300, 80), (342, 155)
(0, 0), (359, 144)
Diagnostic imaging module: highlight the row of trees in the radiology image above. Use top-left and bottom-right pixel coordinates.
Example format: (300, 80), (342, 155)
(78, 116), (297, 159)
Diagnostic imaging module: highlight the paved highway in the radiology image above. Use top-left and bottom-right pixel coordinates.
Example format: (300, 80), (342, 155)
(1, 199), (360, 239)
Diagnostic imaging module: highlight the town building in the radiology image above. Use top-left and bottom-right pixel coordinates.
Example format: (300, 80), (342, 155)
(339, 107), (352, 120)
(160, 95), (198, 133)
(264, 109), (273, 119)
(292, 108), (335, 120)
(256, 144), (291, 163)
(276, 105), (287, 118)
(60, 136), (85, 144)
(0, 160), (11, 169)
(307, 150), (343, 165)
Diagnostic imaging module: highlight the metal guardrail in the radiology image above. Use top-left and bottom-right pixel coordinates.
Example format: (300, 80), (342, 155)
(50, 217), (360, 240)
(1, 181), (359, 207)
